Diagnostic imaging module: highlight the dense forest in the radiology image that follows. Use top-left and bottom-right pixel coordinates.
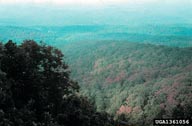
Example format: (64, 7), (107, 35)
(0, 40), (114, 126)
(0, 40), (192, 126)
(61, 41), (192, 126)
(1, 0), (192, 125)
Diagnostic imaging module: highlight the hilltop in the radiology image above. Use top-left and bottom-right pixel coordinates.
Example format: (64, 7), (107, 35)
(61, 41), (192, 125)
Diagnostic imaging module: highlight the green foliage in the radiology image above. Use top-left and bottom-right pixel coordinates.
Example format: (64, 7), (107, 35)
(61, 41), (192, 126)
(1, 25), (192, 47)
(0, 40), (114, 126)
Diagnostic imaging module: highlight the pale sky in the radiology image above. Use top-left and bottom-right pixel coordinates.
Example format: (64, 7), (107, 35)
(0, 0), (191, 26)
(0, 0), (171, 5)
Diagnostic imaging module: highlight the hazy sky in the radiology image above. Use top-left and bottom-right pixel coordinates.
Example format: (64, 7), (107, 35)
(0, 0), (188, 6)
(0, 0), (154, 4)
(0, 0), (191, 26)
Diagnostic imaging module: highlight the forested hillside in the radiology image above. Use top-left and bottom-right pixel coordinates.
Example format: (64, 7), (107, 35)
(0, 39), (192, 126)
(61, 41), (192, 126)
(0, 40), (114, 126)
(1, 0), (192, 125)
(1, 25), (192, 47)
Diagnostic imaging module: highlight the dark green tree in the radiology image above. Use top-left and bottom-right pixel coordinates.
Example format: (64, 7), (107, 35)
(0, 40), (114, 126)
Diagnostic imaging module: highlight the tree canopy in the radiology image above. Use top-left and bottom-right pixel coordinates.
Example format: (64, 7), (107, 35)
(0, 40), (114, 126)
(62, 41), (192, 126)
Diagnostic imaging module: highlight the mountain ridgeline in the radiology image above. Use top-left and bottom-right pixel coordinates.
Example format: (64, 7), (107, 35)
(1, 1), (192, 125)
(1, 25), (192, 47)
(61, 41), (192, 125)
(0, 26), (192, 126)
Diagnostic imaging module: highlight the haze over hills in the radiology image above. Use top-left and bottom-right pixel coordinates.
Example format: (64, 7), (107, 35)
(0, 0), (192, 47)
(0, 0), (192, 125)
(0, 0), (192, 26)
(1, 25), (192, 47)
